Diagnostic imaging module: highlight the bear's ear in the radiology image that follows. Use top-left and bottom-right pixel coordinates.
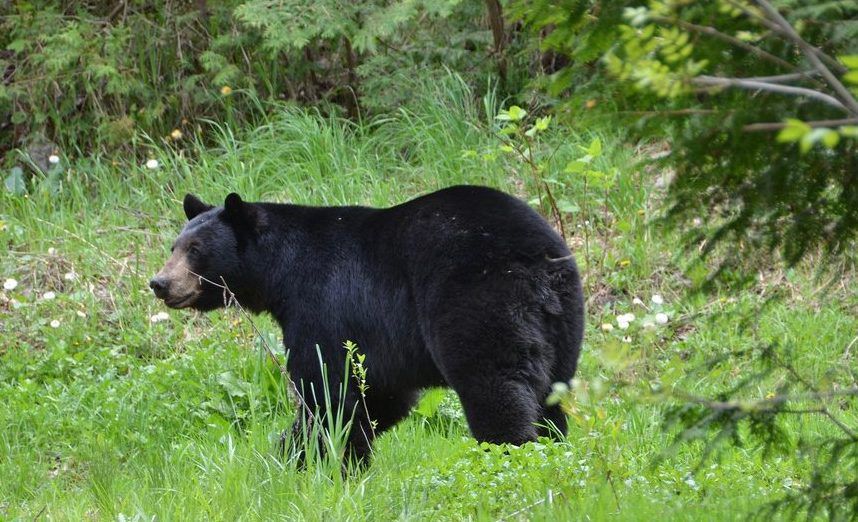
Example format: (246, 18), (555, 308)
(223, 192), (263, 230)
(184, 194), (213, 220)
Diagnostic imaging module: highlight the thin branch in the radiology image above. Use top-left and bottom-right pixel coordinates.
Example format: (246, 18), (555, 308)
(753, 0), (858, 115)
(722, 0), (848, 75)
(622, 108), (723, 116)
(692, 75), (848, 112)
(653, 16), (795, 71)
(774, 354), (858, 441)
(675, 387), (858, 411)
(740, 71), (820, 84)
(778, 408), (827, 415)
(186, 270), (316, 425)
(743, 117), (858, 132)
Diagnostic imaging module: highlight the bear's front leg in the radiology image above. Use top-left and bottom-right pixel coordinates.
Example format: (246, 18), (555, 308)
(279, 388), (376, 468)
(279, 408), (314, 468)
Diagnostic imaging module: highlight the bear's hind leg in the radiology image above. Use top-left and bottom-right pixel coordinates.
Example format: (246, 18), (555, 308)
(429, 280), (559, 446)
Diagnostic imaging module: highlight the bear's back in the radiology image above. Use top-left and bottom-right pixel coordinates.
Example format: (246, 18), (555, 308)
(375, 185), (571, 276)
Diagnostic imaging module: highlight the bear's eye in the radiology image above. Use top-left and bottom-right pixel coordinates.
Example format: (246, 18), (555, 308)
(188, 245), (201, 256)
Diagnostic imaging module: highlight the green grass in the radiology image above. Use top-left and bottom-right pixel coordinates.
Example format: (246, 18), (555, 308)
(1, 81), (856, 520)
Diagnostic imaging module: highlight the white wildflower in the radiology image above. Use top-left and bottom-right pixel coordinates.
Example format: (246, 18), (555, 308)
(617, 319), (630, 330)
(76, 310), (86, 318)
(150, 311), (169, 323)
(622, 336), (632, 343)
(651, 294), (664, 305)
(3, 278), (18, 290)
(64, 272), (77, 281)
(48, 247), (57, 255)
(655, 312), (669, 324)
(50, 319), (60, 328)
(42, 291), (56, 300)
(601, 323), (614, 332)
(632, 297), (644, 306)
(48, 154), (60, 164)
(145, 159), (160, 169)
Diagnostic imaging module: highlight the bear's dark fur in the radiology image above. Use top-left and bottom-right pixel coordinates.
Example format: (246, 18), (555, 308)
(151, 185), (584, 461)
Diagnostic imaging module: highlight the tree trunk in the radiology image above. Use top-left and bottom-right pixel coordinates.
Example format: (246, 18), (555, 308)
(485, 0), (507, 84)
(342, 37), (361, 119)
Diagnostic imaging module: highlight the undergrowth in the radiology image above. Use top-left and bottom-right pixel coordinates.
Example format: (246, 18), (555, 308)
(1, 81), (855, 521)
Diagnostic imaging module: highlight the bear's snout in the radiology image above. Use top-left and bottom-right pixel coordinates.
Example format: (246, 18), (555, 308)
(149, 276), (170, 298)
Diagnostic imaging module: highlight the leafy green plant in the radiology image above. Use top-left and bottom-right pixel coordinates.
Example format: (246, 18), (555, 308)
(1, 0), (526, 162)
(494, 104), (567, 237)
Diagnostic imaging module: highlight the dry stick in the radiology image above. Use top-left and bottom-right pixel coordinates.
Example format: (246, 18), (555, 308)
(692, 76), (848, 112)
(753, 0), (858, 115)
(186, 270), (316, 425)
(843, 335), (858, 361)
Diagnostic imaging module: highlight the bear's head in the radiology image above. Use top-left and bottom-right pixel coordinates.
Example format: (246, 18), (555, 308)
(149, 193), (264, 312)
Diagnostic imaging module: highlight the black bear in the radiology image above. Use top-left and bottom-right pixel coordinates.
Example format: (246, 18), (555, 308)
(150, 185), (584, 462)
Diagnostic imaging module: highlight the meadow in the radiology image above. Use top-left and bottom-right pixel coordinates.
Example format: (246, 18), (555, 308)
(1, 80), (856, 521)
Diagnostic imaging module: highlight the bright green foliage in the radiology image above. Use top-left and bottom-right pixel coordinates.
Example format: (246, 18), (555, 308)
(516, 0), (858, 268)
(612, 1), (858, 269)
(506, 0), (629, 116)
(511, 2), (858, 518)
(1, 2), (250, 157)
(235, 0), (461, 54)
(0, 1), (511, 161)
(3, 2), (858, 519)
(3, 83), (855, 520)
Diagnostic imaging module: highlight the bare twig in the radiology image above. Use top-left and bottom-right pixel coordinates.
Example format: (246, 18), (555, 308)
(753, 0), (858, 115)
(674, 387), (858, 412)
(33, 217), (126, 270)
(773, 354), (858, 441)
(186, 270), (316, 424)
(844, 335), (858, 361)
(722, 0), (848, 75)
(653, 16), (795, 71)
(743, 117), (858, 132)
(740, 71), (820, 84)
(692, 75), (848, 112)
(622, 108), (722, 116)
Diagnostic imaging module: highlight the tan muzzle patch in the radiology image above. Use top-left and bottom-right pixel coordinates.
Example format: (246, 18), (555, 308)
(153, 250), (203, 308)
